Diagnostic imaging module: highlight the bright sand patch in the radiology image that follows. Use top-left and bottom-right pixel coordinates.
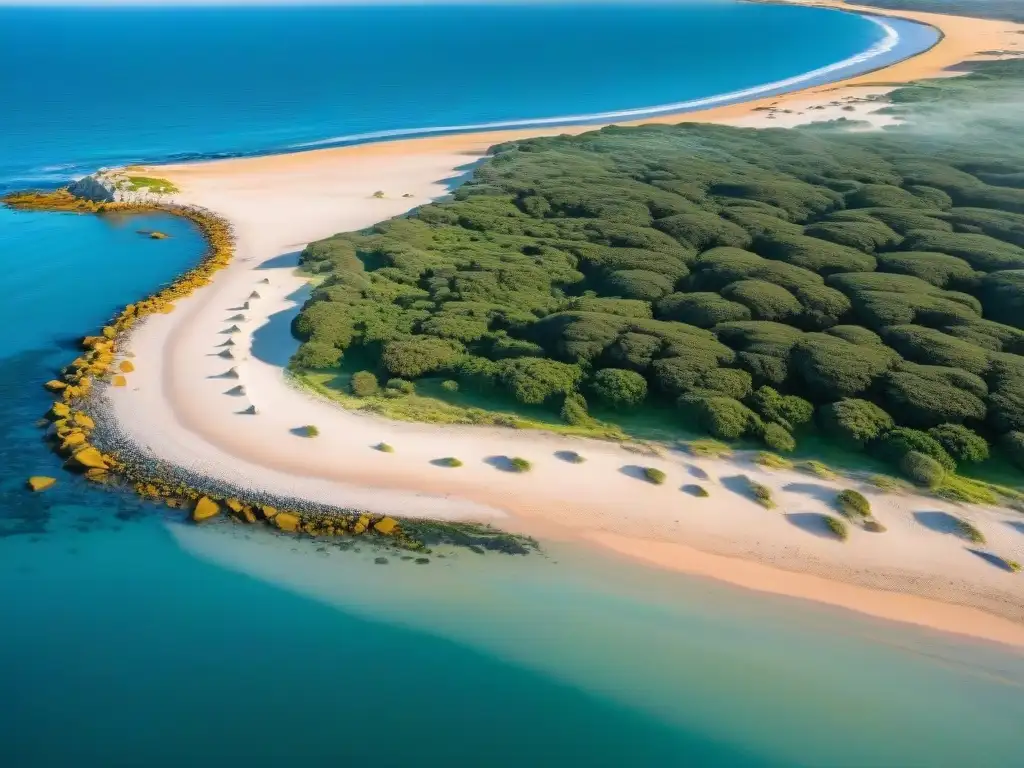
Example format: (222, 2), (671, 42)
(106, 1), (1024, 646)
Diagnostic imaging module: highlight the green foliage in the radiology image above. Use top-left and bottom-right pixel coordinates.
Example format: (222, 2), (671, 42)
(899, 229), (1024, 272)
(747, 478), (775, 509)
(750, 387), (813, 431)
(437, 457), (463, 468)
(1002, 431), (1024, 470)
(498, 357), (582, 405)
(955, 518), (986, 545)
(382, 337), (462, 378)
(819, 398), (894, 446)
(869, 474), (910, 493)
(797, 460), (837, 480)
(824, 516), (850, 541)
(928, 424), (989, 463)
(754, 450), (793, 469)
(560, 392), (594, 427)
(644, 467), (667, 485)
(590, 368), (648, 408)
(875, 251), (978, 288)
(510, 457), (532, 472)
(350, 370), (379, 397)
(762, 423), (796, 453)
(791, 333), (895, 399)
(875, 427), (957, 471)
(698, 367), (753, 400)
(900, 450), (946, 489)
(836, 489), (871, 519)
(685, 439), (733, 458)
(293, 340), (341, 370)
(681, 394), (761, 440)
(299, 425), (319, 438)
(376, 442), (395, 453)
(656, 292), (751, 326)
(386, 378), (416, 394)
(441, 379), (459, 393)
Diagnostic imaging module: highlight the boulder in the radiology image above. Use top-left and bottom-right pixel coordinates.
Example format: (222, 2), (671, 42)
(67, 447), (108, 471)
(274, 512), (299, 532)
(192, 497), (220, 523)
(27, 476), (56, 492)
(374, 517), (399, 535)
(44, 380), (67, 392)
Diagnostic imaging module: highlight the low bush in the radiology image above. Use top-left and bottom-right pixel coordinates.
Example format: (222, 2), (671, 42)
(748, 479), (775, 509)
(762, 423), (796, 454)
(684, 484), (710, 497)
(441, 379), (460, 393)
(351, 370), (379, 397)
(836, 489), (871, 518)
(955, 518), (986, 544)
(869, 474), (909, 492)
(934, 475), (1000, 505)
(796, 460), (837, 480)
(563, 450), (586, 463)
(644, 467), (667, 485)
(510, 457), (532, 472)
(685, 439), (733, 458)
(438, 457), (463, 467)
(754, 452), (793, 470)
(376, 442), (395, 453)
(900, 450), (946, 489)
(1007, 560), (1022, 573)
(824, 516), (849, 541)
(300, 425), (319, 437)
(386, 378), (415, 394)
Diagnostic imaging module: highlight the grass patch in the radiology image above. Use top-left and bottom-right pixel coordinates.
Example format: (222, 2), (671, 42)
(869, 474), (910, 493)
(935, 475), (1001, 506)
(836, 489), (871, 519)
(1008, 560), (1022, 573)
(124, 175), (179, 194)
(376, 442), (394, 453)
(748, 478), (775, 509)
(510, 457), (532, 472)
(796, 460), (837, 480)
(684, 439), (733, 459)
(298, 425), (319, 438)
(824, 516), (849, 541)
(754, 451), (793, 470)
(644, 467), (667, 485)
(955, 518), (986, 545)
(437, 457), (463, 468)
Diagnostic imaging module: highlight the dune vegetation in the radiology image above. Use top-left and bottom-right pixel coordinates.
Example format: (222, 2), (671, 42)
(291, 60), (1024, 491)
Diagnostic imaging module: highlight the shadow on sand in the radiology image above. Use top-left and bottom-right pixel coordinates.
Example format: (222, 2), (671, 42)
(913, 510), (964, 536)
(251, 284), (312, 367)
(785, 511), (840, 540)
(782, 482), (836, 504)
(967, 548), (1018, 573)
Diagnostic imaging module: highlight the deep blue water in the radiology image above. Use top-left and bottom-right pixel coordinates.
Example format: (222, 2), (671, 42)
(0, 2), (938, 190)
(0, 4), (1019, 767)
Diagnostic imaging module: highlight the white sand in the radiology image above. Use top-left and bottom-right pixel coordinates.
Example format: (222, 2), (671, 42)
(98, 2), (1024, 645)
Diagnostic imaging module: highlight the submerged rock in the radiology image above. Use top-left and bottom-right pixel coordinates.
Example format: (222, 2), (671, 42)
(27, 476), (56, 492)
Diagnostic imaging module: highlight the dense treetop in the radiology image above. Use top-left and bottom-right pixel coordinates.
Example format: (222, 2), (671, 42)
(292, 60), (1024, 476)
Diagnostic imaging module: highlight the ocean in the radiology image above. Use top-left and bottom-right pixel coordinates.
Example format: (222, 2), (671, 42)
(1, 3), (1020, 767)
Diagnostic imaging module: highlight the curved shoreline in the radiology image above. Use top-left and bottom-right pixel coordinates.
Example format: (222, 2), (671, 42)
(11, 2), (1024, 648)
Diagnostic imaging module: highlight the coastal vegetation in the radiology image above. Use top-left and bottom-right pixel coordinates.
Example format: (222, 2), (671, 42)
(824, 516), (850, 542)
(643, 467), (667, 485)
(291, 60), (1024, 493)
(836, 489), (871, 519)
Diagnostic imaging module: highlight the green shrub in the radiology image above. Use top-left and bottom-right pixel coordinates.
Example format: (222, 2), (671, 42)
(644, 467), (667, 485)
(686, 484), (710, 497)
(441, 379), (459, 393)
(685, 439), (733, 458)
(656, 292), (751, 327)
(680, 394), (761, 440)
(790, 333), (896, 399)
(824, 516), (850, 541)
(796, 460), (837, 480)
(1007, 560), (1022, 573)
(437, 457), (463, 468)
(748, 479), (775, 509)
(749, 387), (814, 431)
(874, 428), (957, 471)
(721, 279), (803, 322)
(510, 457), (532, 472)
(698, 368), (753, 400)
(300, 425), (319, 438)
(928, 424), (989, 464)
(955, 518), (986, 544)
(1002, 431), (1024, 470)
(381, 337), (462, 378)
(754, 451), (793, 470)
(900, 450), (946, 489)
(498, 357), (583, 405)
(376, 442), (395, 453)
(762, 423), (796, 453)
(293, 340), (341, 370)
(836, 489), (871, 518)
(819, 398), (894, 447)
(350, 371), (379, 397)
(863, 519), (887, 533)
(869, 474), (909, 493)
(386, 378), (416, 394)
(560, 392), (594, 427)
(935, 475), (999, 505)
(590, 368), (648, 408)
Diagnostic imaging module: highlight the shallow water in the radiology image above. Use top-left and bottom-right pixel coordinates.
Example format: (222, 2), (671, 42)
(0, 4), (1018, 766)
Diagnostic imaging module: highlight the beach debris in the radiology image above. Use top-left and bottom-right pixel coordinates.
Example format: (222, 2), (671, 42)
(240, 404), (258, 414)
(248, 291), (261, 300)
(372, 190), (385, 199)
(225, 385), (246, 396)
(27, 476), (57, 492)
(192, 496), (220, 523)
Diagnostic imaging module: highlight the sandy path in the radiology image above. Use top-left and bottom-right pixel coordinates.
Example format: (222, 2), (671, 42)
(102, 1), (1024, 646)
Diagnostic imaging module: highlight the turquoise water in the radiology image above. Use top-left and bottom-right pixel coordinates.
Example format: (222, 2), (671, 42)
(0, 4), (1019, 766)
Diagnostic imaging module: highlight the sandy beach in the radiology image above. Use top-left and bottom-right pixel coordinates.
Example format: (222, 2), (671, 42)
(101, 0), (1024, 648)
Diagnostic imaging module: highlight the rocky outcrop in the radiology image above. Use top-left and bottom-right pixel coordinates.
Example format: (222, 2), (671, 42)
(66, 171), (171, 204)
(192, 497), (220, 522)
(27, 476), (56, 492)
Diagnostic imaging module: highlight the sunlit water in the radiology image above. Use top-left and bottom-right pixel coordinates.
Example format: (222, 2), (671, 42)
(0, 4), (1015, 767)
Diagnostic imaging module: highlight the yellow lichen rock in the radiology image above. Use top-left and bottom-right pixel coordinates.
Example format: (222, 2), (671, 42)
(68, 447), (108, 471)
(119, 360), (135, 373)
(274, 512), (299, 532)
(84, 468), (108, 482)
(260, 505), (278, 519)
(112, 375), (127, 387)
(225, 498), (243, 513)
(27, 476), (57, 492)
(352, 514), (371, 535)
(60, 432), (87, 452)
(243, 508), (257, 524)
(44, 380), (67, 392)
(374, 517), (399, 535)
(50, 402), (71, 419)
(73, 412), (95, 430)
(192, 497), (220, 522)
